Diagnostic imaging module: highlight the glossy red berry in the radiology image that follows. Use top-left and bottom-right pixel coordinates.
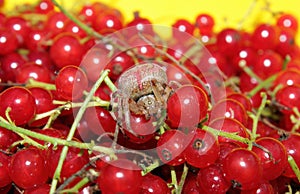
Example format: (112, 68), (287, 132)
(97, 159), (143, 194)
(0, 29), (18, 55)
(0, 87), (36, 126)
(167, 85), (208, 128)
(0, 126), (20, 151)
(139, 173), (170, 194)
(252, 137), (288, 181)
(197, 164), (231, 194)
(0, 152), (11, 188)
(9, 148), (48, 189)
(55, 65), (89, 101)
(221, 148), (263, 190)
(184, 129), (220, 168)
(15, 62), (53, 84)
(195, 13), (215, 34)
(216, 28), (242, 57)
(251, 24), (279, 51)
(156, 129), (187, 166)
(276, 13), (298, 34)
(210, 98), (248, 125)
(50, 33), (85, 69)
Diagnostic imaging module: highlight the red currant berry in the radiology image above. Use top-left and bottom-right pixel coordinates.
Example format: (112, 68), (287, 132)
(0, 126), (20, 151)
(9, 148), (48, 189)
(276, 13), (298, 34)
(252, 50), (283, 79)
(83, 107), (116, 135)
(216, 28), (242, 57)
(0, 152), (11, 188)
(24, 183), (51, 194)
(55, 65), (88, 101)
(221, 148), (263, 190)
(197, 164), (231, 194)
(210, 98), (248, 125)
(240, 182), (275, 194)
(251, 24), (279, 51)
(0, 28), (18, 55)
(0, 86), (36, 126)
(50, 33), (85, 69)
(252, 137), (288, 181)
(1, 52), (26, 82)
(139, 173), (170, 194)
(97, 159), (143, 194)
(156, 129), (187, 166)
(93, 11), (123, 35)
(184, 129), (220, 168)
(15, 62), (53, 84)
(195, 13), (215, 34)
(167, 85), (208, 128)
(45, 11), (69, 38)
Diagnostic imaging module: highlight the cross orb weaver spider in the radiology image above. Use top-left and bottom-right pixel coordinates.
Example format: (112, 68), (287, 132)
(110, 62), (173, 134)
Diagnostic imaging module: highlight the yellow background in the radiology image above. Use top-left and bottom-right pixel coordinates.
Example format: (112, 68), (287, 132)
(3, 0), (300, 43)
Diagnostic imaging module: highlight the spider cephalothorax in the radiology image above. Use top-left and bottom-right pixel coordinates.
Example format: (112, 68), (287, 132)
(110, 62), (173, 134)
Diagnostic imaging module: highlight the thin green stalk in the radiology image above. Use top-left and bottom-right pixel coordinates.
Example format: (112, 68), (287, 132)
(51, 0), (103, 39)
(0, 118), (115, 155)
(58, 177), (90, 194)
(50, 70), (110, 194)
(177, 164), (189, 194)
(248, 92), (268, 150)
(202, 125), (250, 144)
(239, 61), (262, 83)
(171, 167), (178, 194)
(288, 155), (300, 183)
(246, 74), (277, 97)
(26, 78), (56, 90)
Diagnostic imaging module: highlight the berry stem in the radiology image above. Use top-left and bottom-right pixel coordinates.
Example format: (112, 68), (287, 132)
(59, 177), (90, 193)
(239, 61), (262, 83)
(247, 92), (268, 150)
(26, 78), (56, 90)
(0, 117), (115, 153)
(177, 163), (189, 194)
(141, 159), (160, 176)
(202, 125), (250, 144)
(51, 0), (103, 40)
(288, 155), (300, 183)
(50, 70), (110, 193)
(246, 74), (277, 97)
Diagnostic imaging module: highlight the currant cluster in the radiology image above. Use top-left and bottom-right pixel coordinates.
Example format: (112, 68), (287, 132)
(0, 0), (300, 194)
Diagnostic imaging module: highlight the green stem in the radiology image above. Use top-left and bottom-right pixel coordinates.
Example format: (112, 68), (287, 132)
(141, 160), (161, 176)
(177, 164), (189, 194)
(50, 70), (110, 194)
(26, 78), (56, 90)
(202, 125), (250, 144)
(239, 61), (262, 83)
(58, 177), (90, 194)
(246, 74), (277, 98)
(247, 92), (268, 150)
(0, 119), (115, 155)
(171, 167), (178, 193)
(288, 155), (300, 183)
(51, 0), (103, 39)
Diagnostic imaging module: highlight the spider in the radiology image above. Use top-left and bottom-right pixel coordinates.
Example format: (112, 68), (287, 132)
(110, 62), (173, 135)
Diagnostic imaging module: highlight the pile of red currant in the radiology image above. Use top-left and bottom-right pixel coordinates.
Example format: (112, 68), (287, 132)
(0, 0), (300, 193)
